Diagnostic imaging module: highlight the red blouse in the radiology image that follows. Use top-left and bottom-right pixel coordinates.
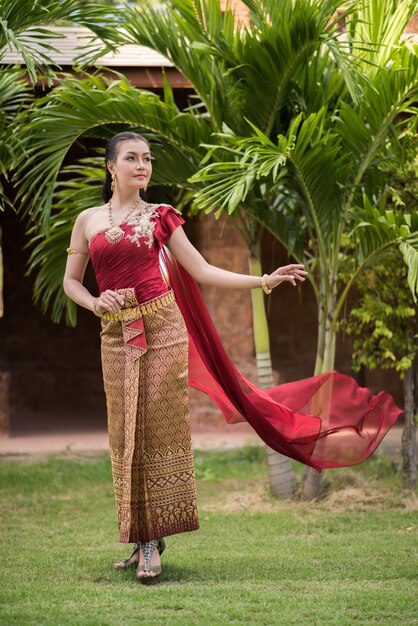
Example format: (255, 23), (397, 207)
(89, 204), (184, 303)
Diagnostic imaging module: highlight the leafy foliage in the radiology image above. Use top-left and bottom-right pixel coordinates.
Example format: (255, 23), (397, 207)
(0, 67), (32, 211)
(340, 258), (417, 376)
(187, 3), (418, 360)
(26, 155), (105, 326)
(0, 0), (121, 84)
(340, 128), (418, 377)
(120, 0), (366, 135)
(189, 117), (299, 215)
(14, 72), (210, 231)
(7, 0), (418, 339)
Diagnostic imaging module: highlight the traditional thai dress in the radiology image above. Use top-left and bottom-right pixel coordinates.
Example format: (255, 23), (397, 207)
(89, 204), (199, 543)
(88, 202), (402, 545)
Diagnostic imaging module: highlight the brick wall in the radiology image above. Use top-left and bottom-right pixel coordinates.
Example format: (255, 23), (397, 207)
(220, 0), (249, 25)
(222, 2), (418, 35)
(406, 12), (418, 33)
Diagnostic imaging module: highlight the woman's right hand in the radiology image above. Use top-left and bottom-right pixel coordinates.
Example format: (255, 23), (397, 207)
(95, 290), (125, 315)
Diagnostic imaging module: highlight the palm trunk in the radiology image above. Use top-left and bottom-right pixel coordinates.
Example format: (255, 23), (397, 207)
(322, 316), (336, 373)
(302, 283), (337, 500)
(249, 254), (295, 500)
(401, 362), (417, 490)
(314, 301), (326, 374)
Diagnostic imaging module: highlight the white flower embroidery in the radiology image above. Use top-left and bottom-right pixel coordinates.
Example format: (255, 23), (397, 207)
(126, 204), (161, 248)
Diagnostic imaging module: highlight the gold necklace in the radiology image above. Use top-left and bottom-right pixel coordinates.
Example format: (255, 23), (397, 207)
(105, 197), (142, 245)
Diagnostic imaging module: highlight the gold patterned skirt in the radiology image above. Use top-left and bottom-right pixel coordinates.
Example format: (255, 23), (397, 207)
(100, 288), (199, 543)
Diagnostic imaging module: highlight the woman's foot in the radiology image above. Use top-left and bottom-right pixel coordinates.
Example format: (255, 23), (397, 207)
(114, 542), (141, 570)
(136, 539), (164, 582)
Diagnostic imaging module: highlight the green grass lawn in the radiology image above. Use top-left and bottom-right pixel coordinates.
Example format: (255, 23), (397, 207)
(0, 448), (416, 626)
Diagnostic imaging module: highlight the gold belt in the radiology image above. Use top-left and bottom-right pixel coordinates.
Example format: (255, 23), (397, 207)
(101, 290), (175, 322)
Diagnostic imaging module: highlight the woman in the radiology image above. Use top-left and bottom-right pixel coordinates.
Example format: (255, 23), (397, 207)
(63, 131), (308, 582)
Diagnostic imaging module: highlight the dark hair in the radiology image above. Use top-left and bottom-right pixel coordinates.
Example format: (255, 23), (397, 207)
(102, 131), (150, 202)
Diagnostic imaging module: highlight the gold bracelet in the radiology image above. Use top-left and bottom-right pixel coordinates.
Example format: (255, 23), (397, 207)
(91, 297), (102, 317)
(261, 274), (272, 295)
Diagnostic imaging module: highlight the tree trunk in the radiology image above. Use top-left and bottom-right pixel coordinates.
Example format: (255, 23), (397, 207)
(265, 446), (296, 498)
(401, 364), (417, 490)
(314, 300), (326, 374)
(249, 255), (295, 500)
(301, 465), (322, 501)
(302, 291), (337, 500)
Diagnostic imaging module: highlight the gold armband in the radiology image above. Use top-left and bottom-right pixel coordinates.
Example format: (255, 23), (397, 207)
(67, 246), (88, 255)
(261, 274), (272, 295)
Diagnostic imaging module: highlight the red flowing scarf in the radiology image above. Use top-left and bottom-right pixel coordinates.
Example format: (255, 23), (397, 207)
(160, 248), (402, 471)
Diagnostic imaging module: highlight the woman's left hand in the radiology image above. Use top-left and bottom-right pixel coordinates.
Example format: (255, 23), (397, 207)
(266, 264), (307, 289)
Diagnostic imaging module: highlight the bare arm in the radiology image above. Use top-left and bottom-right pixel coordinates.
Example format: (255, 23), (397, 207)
(63, 214), (124, 315)
(167, 226), (307, 290)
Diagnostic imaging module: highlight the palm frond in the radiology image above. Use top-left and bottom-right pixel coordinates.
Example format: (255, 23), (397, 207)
(334, 202), (418, 317)
(347, 0), (418, 73)
(238, 0), (365, 118)
(0, 0), (120, 83)
(0, 67), (33, 210)
(13, 71), (210, 232)
(338, 46), (418, 191)
(111, 0), (230, 130)
(400, 241), (418, 303)
(189, 119), (297, 215)
(350, 196), (418, 258)
(111, 0), (369, 138)
(25, 156), (106, 326)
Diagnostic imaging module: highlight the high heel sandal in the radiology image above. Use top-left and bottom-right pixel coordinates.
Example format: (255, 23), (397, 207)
(114, 542), (141, 570)
(136, 538), (166, 582)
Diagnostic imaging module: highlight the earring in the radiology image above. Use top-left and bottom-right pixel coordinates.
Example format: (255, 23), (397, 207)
(144, 185), (147, 192)
(111, 173), (116, 194)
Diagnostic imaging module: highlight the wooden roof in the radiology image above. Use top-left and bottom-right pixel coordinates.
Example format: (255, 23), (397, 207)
(0, 26), (194, 89)
(0, 26), (172, 67)
(2, 14), (416, 87)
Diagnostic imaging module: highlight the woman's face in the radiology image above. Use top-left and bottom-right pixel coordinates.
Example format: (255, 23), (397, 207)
(109, 139), (152, 193)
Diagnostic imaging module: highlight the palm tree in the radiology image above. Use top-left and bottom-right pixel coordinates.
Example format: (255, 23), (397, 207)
(0, 0), (126, 294)
(10, 0), (418, 497)
(188, 2), (418, 496)
(108, 0), (418, 497)
(13, 0), (361, 499)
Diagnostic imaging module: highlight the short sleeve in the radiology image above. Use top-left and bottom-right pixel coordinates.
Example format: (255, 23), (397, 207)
(155, 205), (185, 247)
